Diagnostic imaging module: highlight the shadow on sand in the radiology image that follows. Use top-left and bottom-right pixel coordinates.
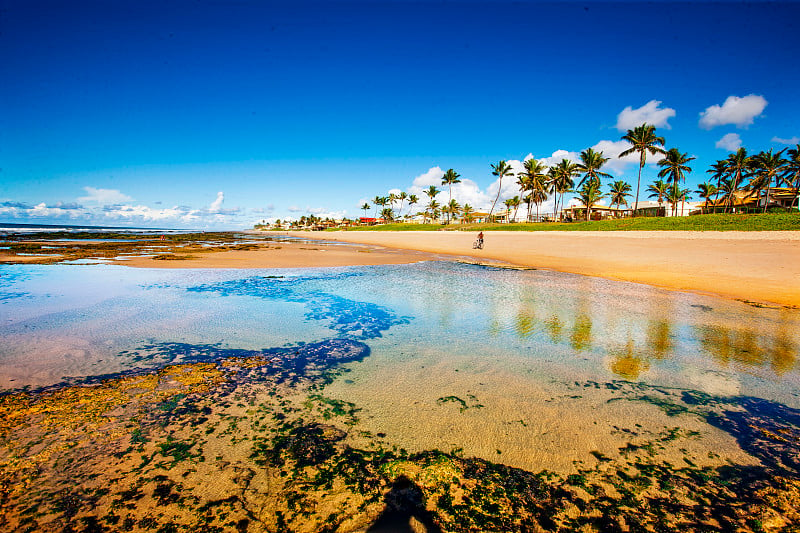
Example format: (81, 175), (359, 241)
(367, 475), (443, 533)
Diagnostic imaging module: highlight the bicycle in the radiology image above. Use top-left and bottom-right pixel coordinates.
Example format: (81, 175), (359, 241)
(472, 239), (483, 250)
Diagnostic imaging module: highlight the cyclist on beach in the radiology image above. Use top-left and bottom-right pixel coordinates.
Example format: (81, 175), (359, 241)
(477, 231), (484, 249)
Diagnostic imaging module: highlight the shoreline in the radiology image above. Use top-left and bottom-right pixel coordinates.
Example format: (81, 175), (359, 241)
(282, 230), (800, 308)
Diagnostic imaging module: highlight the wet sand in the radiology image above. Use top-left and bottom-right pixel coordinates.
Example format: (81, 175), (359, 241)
(284, 230), (800, 308)
(110, 241), (432, 269)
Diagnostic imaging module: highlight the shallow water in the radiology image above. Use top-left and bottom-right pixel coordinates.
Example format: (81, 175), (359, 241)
(1, 261), (799, 473)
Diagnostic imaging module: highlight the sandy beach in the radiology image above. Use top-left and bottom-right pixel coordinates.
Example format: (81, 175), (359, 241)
(111, 240), (433, 269)
(283, 230), (800, 308)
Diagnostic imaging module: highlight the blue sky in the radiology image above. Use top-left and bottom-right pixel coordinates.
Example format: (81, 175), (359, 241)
(1, 0), (798, 228)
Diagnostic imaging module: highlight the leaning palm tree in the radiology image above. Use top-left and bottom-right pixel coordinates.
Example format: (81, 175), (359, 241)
(407, 194), (419, 219)
(489, 161), (513, 221)
(695, 182), (718, 213)
(750, 149), (788, 213)
(518, 157), (549, 222)
(396, 191), (408, 216)
(618, 123), (666, 213)
(784, 144), (800, 210)
(577, 181), (606, 221)
(608, 180), (632, 211)
(548, 159), (579, 220)
(441, 169), (461, 224)
(724, 148), (752, 213)
(361, 202), (370, 220)
(647, 179), (670, 213)
(576, 148), (612, 189)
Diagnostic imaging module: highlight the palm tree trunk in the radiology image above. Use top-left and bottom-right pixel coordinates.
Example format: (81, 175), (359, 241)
(489, 179), (502, 220)
(763, 175), (773, 213)
(633, 161), (644, 215)
(447, 186), (452, 224)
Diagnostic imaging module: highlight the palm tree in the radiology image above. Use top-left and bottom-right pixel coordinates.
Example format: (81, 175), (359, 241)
(380, 207), (394, 223)
(576, 148), (612, 189)
(706, 159), (729, 213)
(548, 159), (579, 220)
(577, 181), (606, 221)
(716, 177), (737, 209)
(724, 148), (752, 213)
(503, 196), (521, 222)
(445, 199), (461, 223)
(518, 158), (548, 222)
(489, 161), (513, 221)
(407, 194), (419, 219)
(388, 192), (398, 216)
(666, 184), (691, 216)
(657, 148), (695, 215)
(658, 148), (695, 187)
(695, 182), (718, 213)
(750, 149), (788, 212)
(784, 144), (800, 210)
(372, 196), (383, 218)
(396, 191), (408, 217)
(426, 199), (440, 223)
(608, 180), (632, 211)
(647, 179), (670, 213)
(529, 188), (548, 222)
(361, 202), (370, 221)
(619, 123), (666, 213)
(462, 204), (474, 223)
(424, 185), (439, 202)
(441, 169), (461, 224)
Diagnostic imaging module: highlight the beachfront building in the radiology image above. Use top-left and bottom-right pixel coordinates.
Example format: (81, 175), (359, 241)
(698, 187), (799, 213)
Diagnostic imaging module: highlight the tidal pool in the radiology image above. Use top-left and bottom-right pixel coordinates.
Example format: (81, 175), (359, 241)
(1, 261), (799, 531)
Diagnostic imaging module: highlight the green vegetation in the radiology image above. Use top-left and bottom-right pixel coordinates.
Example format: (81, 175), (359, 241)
(337, 212), (799, 232)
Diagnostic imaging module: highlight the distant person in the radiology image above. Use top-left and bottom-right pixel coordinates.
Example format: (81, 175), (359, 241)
(475, 231), (484, 249)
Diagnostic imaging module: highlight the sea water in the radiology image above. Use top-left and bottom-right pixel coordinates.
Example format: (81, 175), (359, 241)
(1, 261), (798, 472)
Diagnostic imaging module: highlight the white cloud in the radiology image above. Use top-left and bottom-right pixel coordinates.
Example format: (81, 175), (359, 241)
(538, 149), (580, 168)
(772, 136), (800, 145)
(698, 94), (767, 129)
(78, 187), (133, 205)
(411, 166), (445, 188)
(588, 140), (640, 174)
(209, 191), (224, 213)
(715, 133), (743, 151)
(616, 100), (676, 131)
(101, 204), (197, 222)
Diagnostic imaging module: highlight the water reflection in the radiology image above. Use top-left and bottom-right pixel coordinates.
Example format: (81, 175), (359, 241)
(473, 264), (798, 380)
(569, 312), (593, 352)
(544, 315), (563, 343)
(609, 338), (650, 379)
(696, 319), (798, 376)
